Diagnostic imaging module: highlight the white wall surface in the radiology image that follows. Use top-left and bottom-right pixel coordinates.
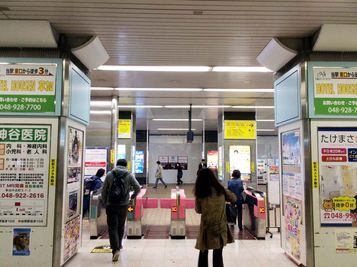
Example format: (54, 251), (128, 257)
(148, 135), (202, 184)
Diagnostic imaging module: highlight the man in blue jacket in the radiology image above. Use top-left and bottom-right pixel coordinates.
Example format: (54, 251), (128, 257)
(228, 169), (244, 231)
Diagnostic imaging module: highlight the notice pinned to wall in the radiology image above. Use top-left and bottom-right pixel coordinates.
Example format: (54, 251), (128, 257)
(224, 120), (256, 139)
(118, 119), (131, 139)
(0, 64), (57, 113)
(12, 228), (31, 256)
(335, 230), (357, 254)
(0, 125), (51, 226)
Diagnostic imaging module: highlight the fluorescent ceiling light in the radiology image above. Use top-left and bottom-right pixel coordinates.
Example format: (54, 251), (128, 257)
(116, 88), (202, 92)
(256, 119), (275, 122)
(164, 105), (231, 108)
(90, 101), (112, 107)
(157, 128), (197, 131)
(91, 87), (114, 91)
(90, 110), (112, 115)
(97, 65), (211, 72)
(212, 66), (272, 72)
(203, 88), (274, 93)
(152, 118), (203, 121)
(117, 105), (163, 108)
(232, 105), (274, 109)
(256, 129), (276, 132)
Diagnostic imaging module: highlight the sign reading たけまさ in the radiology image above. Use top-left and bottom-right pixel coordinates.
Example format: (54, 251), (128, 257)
(0, 64), (57, 113)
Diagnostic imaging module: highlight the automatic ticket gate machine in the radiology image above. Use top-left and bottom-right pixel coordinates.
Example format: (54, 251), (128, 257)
(89, 190), (107, 239)
(170, 188), (186, 238)
(127, 188), (147, 238)
(243, 187), (267, 239)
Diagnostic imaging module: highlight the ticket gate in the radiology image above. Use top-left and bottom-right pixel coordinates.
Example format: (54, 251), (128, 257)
(89, 190), (107, 239)
(243, 188), (267, 239)
(127, 189), (147, 238)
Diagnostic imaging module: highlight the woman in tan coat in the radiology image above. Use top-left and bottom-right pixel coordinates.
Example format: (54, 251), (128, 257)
(194, 168), (236, 267)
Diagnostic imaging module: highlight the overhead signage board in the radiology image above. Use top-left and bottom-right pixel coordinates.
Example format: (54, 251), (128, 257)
(0, 63), (57, 113)
(311, 65), (357, 117)
(224, 120), (256, 139)
(0, 125), (51, 226)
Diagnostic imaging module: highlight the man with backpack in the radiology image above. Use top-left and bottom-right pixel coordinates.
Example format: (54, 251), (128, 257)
(101, 159), (141, 262)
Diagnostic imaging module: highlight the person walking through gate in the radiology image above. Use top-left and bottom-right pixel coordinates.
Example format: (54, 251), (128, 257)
(194, 168), (236, 267)
(228, 169), (244, 232)
(197, 158), (207, 174)
(153, 160), (167, 188)
(101, 159), (141, 262)
(176, 163), (183, 185)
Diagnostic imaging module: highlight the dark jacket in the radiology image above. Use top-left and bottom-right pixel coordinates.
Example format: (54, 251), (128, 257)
(228, 178), (244, 205)
(177, 166), (183, 178)
(101, 166), (141, 206)
(195, 188), (236, 250)
(90, 175), (103, 191)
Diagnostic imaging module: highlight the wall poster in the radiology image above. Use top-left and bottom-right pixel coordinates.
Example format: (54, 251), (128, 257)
(0, 125), (51, 226)
(66, 127), (83, 221)
(12, 228), (31, 256)
(84, 148), (107, 178)
(63, 216), (80, 262)
(207, 150), (218, 169)
(318, 128), (357, 227)
(159, 155), (188, 170)
(281, 129), (304, 262)
(313, 67), (357, 116)
(229, 145), (251, 181)
(0, 64), (57, 113)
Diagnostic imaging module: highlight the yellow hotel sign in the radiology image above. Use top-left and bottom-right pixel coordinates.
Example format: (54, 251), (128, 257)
(224, 120), (256, 139)
(118, 119), (132, 139)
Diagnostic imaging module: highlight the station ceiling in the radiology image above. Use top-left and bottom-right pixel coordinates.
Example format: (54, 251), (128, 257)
(1, 0), (357, 135)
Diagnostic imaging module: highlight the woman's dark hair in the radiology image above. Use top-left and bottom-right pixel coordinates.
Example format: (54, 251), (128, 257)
(232, 169), (241, 179)
(194, 168), (225, 199)
(95, 168), (105, 177)
(156, 161), (161, 164)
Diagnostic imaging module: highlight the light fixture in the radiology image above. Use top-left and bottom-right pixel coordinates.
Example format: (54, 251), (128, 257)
(313, 24), (357, 51)
(116, 88), (203, 92)
(117, 105), (163, 108)
(203, 88), (274, 93)
(164, 105), (231, 108)
(157, 128), (197, 131)
(256, 38), (297, 72)
(256, 119), (275, 122)
(0, 20), (57, 47)
(90, 101), (112, 107)
(212, 66), (272, 72)
(232, 105), (274, 109)
(90, 110), (112, 115)
(72, 36), (109, 70)
(97, 65), (211, 72)
(256, 129), (276, 132)
(152, 118), (202, 121)
(90, 87), (114, 91)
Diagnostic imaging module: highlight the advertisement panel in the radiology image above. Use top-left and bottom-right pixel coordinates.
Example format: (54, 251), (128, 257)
(134, 150), (144, 174)
(0, 125), (51, 226)
(229, 145), (251, 180)
(207, 150), (218, 169)
(0, 64), (57, 113)
(318, 128), (357, 227)
(84, 148), (107, 177)
(313, 67), (357, 116)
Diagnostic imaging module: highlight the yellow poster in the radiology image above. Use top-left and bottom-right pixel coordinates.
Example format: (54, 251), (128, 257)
(118, 119), (131, 139)
(224, 120), (256, 139)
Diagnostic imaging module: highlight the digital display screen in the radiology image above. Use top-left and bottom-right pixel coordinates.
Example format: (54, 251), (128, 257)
(135, 150), (144, 174)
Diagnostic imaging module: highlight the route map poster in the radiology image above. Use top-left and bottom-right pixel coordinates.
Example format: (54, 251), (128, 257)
(0, 125), (50, 226)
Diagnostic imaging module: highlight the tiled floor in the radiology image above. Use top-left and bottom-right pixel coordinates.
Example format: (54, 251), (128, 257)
(66, 185), (295, 267)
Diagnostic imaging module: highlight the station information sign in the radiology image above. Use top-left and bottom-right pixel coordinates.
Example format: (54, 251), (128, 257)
(0, 125), (50, 226)
(0, 64), (57, 113)
(224, 120), (256, 139)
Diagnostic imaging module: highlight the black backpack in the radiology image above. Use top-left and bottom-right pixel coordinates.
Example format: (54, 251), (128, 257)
(108, 171), (128, 203)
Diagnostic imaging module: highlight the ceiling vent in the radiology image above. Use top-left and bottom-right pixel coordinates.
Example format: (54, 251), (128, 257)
(313, 24), (357, 52)
(0, 20), (57, 48)
(72, 36), (109, 70)
(256, 38), (297, 72)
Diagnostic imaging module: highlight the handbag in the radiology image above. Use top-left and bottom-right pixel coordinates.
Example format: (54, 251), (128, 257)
(226, 203), (237, 224)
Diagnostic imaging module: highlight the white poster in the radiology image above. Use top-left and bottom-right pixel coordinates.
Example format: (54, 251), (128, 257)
(229, 145), (251, 180)
(318, 128), (357, 227)
(0, 125), (50, 226)
(84, 148), (107, 177)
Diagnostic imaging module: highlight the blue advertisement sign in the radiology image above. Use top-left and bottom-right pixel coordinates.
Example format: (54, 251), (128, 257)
(135, 150), (144, 174)
(13, 228), (31, 256)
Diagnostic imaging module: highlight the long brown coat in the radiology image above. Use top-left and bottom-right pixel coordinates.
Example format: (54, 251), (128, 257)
(195, 188), (237, 251)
